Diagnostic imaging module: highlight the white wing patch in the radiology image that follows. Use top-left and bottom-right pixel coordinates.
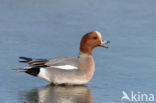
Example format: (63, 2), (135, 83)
(51, 65), (78, 70)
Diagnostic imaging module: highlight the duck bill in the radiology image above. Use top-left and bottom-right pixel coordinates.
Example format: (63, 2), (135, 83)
(99, 40), (110, 48)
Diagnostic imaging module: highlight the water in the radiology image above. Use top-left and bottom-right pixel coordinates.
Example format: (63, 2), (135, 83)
(0, 0), (156, 103)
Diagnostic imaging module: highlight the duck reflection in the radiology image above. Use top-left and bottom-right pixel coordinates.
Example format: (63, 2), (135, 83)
(22, 85), (93, 103)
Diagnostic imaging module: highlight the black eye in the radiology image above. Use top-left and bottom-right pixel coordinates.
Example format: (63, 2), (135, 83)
(93, 36), (97, 40)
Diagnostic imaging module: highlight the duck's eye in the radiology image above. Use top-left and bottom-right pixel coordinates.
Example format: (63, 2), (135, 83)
(93, 36), (97, 40)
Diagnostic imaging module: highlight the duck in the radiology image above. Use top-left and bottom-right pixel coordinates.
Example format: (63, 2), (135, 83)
(13, 31), (110, 85)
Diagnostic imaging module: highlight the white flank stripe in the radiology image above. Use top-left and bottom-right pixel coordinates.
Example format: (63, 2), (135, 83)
(51, 65), (78, 70)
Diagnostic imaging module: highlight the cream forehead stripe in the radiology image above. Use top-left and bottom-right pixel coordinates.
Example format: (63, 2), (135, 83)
(95, 31), (102, 40)
(51, 65), (78, 70)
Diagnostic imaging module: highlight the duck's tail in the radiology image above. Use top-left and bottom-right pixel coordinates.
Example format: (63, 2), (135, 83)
(18, 57), (33, 63)
(12, 67), (40, 76)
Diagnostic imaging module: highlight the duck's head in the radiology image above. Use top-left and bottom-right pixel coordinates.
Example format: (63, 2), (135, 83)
(80, 31), (110, 55)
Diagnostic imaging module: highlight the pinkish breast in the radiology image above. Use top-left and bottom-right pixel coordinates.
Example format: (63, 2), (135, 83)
(79, 54), (95, 82)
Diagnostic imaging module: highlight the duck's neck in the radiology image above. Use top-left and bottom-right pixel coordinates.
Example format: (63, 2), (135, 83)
(78, 52), (95, 81)
(78, 52), (91, 58)
(80, 44), (93, 55)
(78, 52), (94, 66)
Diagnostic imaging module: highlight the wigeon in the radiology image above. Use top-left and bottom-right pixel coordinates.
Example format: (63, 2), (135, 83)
(13, 31), (110, 85)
